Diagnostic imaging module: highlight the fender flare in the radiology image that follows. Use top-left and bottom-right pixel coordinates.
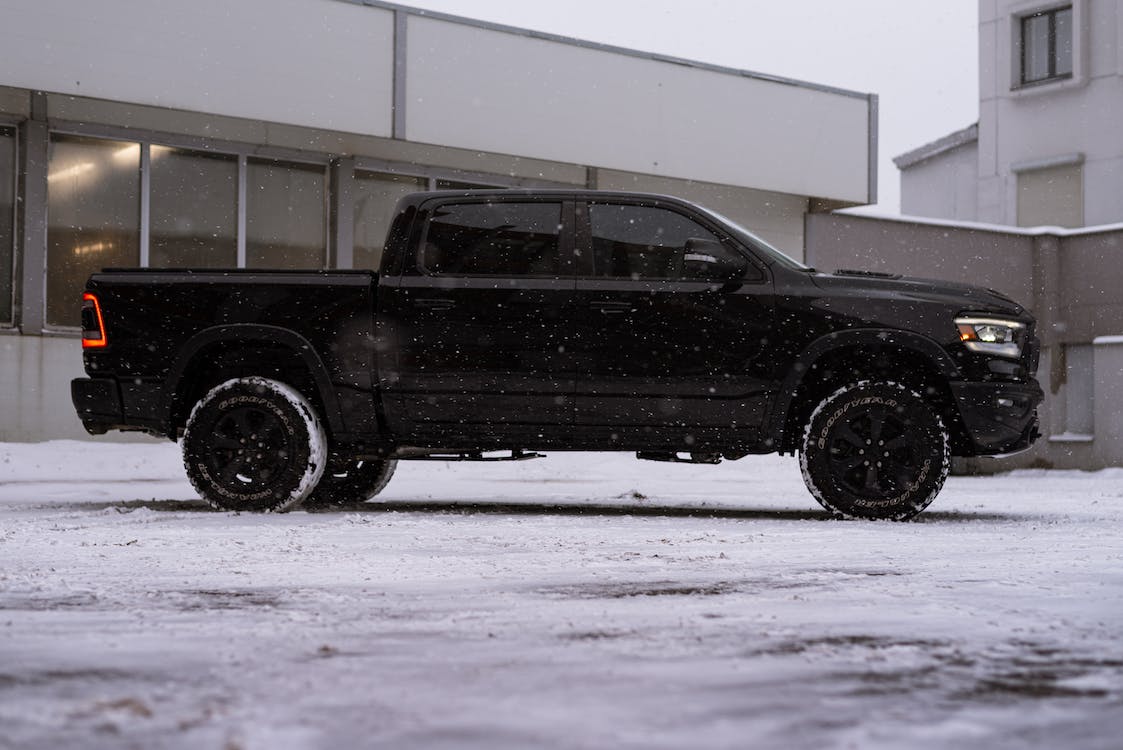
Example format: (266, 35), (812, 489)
(164, 324), (345, 437)
(767, 328), (961, 449)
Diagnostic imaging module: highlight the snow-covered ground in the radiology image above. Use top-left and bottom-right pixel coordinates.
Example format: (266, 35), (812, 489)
(1, 440), (1121, 750)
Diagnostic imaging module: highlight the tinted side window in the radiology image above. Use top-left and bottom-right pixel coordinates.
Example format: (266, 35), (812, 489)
(589, 203), (722, 280)
(421, 202), (562, 276)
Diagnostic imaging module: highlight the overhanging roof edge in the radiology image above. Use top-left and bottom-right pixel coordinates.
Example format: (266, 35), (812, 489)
(334, 0), (874, 101)
(893, 123), (979, 170)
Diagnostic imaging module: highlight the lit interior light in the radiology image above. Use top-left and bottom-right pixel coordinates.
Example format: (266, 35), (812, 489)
(113, 143), (141, 162)
(47, 162), (95, 182)
(73, 241), (114, 256)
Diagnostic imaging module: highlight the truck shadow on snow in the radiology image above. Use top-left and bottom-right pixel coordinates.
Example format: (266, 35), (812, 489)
(92, 498), (1020, 523)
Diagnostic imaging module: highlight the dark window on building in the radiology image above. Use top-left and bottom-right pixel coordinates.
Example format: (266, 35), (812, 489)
(246, 158), (326, 269)
(588, 203), (724, 280)
(1021, 6), (1073, 85)
(150, 146), (238, 268)
(421, 202), (562, 276)
(0, 128), (15, 325)
(353, 171), (427, 270)
(46, 134), (141, 327)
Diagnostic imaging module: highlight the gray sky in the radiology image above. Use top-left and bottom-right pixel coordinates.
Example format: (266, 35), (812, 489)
(397, 0), (979, 213)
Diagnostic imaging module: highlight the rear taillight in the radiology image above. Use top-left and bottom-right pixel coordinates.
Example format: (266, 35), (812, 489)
(81, 292), (108, 349)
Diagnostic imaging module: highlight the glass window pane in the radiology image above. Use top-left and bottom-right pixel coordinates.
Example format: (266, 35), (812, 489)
(46, 134), (140, 327)
(1055, 8), (1073, 76)
(150, 146), (237, 268)
(0, 128), (14, 325)
(246, 158), (325, 269)
(421, 202), (561, 276)
(353, 171), (426, 270)
(589, 203), (720, 279)
(1022, 14), (1050, 82)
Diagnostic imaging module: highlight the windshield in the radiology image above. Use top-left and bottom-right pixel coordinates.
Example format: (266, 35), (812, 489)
(699, 207), (812, 271)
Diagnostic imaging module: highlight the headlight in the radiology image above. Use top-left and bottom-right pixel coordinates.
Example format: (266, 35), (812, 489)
(955, 316), (1025, 358)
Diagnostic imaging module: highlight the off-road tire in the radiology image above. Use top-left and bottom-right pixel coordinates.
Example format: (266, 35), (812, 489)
(799, 380), (950, 520)
(302, 456), (398, 509)
(182, 377), (327, 512)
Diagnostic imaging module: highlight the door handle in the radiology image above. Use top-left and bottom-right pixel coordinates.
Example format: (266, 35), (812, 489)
(590, 301), (632, 314)
(413, 298), (455, 310)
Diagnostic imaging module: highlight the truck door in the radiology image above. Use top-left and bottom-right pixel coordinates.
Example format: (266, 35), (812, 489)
(571, 200), (775, 434)
(379, 197), (576, 437)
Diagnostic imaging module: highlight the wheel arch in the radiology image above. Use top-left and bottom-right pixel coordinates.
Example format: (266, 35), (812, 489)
(164, 324), (344, 438)
(769, 329), (967, 454)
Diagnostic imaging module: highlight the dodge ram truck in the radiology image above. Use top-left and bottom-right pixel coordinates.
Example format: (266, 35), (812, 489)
(71, 190), (1043, 520)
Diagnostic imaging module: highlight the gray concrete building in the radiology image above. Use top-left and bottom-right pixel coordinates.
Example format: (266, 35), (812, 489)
(0, 0), (876, 441)
(896, 0), (1123, 228)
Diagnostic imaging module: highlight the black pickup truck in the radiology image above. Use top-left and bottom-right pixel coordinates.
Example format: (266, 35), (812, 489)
(72, 190), (1042, 520)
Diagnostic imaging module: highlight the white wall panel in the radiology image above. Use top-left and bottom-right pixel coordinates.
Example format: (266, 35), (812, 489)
(405, 16), (871, 203)
(0, 0), (394, 136)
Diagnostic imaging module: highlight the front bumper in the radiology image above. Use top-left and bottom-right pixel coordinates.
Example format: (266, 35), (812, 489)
(71, 377), (166, 436)
(949, 380), (1043, 456)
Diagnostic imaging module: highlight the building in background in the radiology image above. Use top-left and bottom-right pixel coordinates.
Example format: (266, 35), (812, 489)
(809, 0), (1123, 471)
(896, 0), (1123, 228)
(0, 0), (876, 441)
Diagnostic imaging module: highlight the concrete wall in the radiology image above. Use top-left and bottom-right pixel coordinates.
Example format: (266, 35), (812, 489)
(804, 213), (1035, 305)
(806, 211), (1123, 469)
(0, 335), (156, 443)
(899, 142), (979, 221)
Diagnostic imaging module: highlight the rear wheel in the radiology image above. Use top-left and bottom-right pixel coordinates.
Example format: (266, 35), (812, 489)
(182, 377), (327, 512)
(303, 456), (397, 509)
(799, 381), (949, 520)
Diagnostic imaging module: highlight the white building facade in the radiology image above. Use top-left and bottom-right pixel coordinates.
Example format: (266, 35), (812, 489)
(896, 0), (1123, 228)
(0, 0), (876, 441)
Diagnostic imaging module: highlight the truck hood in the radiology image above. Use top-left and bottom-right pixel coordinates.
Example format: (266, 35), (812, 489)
(809, 269), (1027, 318)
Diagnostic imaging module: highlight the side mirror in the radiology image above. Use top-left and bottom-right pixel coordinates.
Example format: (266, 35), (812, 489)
(683, 238), (748, 282)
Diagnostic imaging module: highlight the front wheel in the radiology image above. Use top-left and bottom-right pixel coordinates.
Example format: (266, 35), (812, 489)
(182, 377), (327, 512)
(799, 381), (950, 520)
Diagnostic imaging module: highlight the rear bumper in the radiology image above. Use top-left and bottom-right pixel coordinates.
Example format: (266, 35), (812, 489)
(949, 380), (1044, 456)
(71, 377), (167, 436)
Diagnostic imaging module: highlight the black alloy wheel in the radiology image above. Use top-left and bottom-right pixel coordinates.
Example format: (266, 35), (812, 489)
(800, 380), (950, 520)
(183, 377), (326, 512)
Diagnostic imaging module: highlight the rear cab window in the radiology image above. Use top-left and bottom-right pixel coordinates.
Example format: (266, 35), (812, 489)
(419, 201), (567, 277)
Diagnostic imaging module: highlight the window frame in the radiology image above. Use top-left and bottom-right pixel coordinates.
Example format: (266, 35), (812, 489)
(1019, 4), (1069, 85)
(1006, 0), (1082, 95)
